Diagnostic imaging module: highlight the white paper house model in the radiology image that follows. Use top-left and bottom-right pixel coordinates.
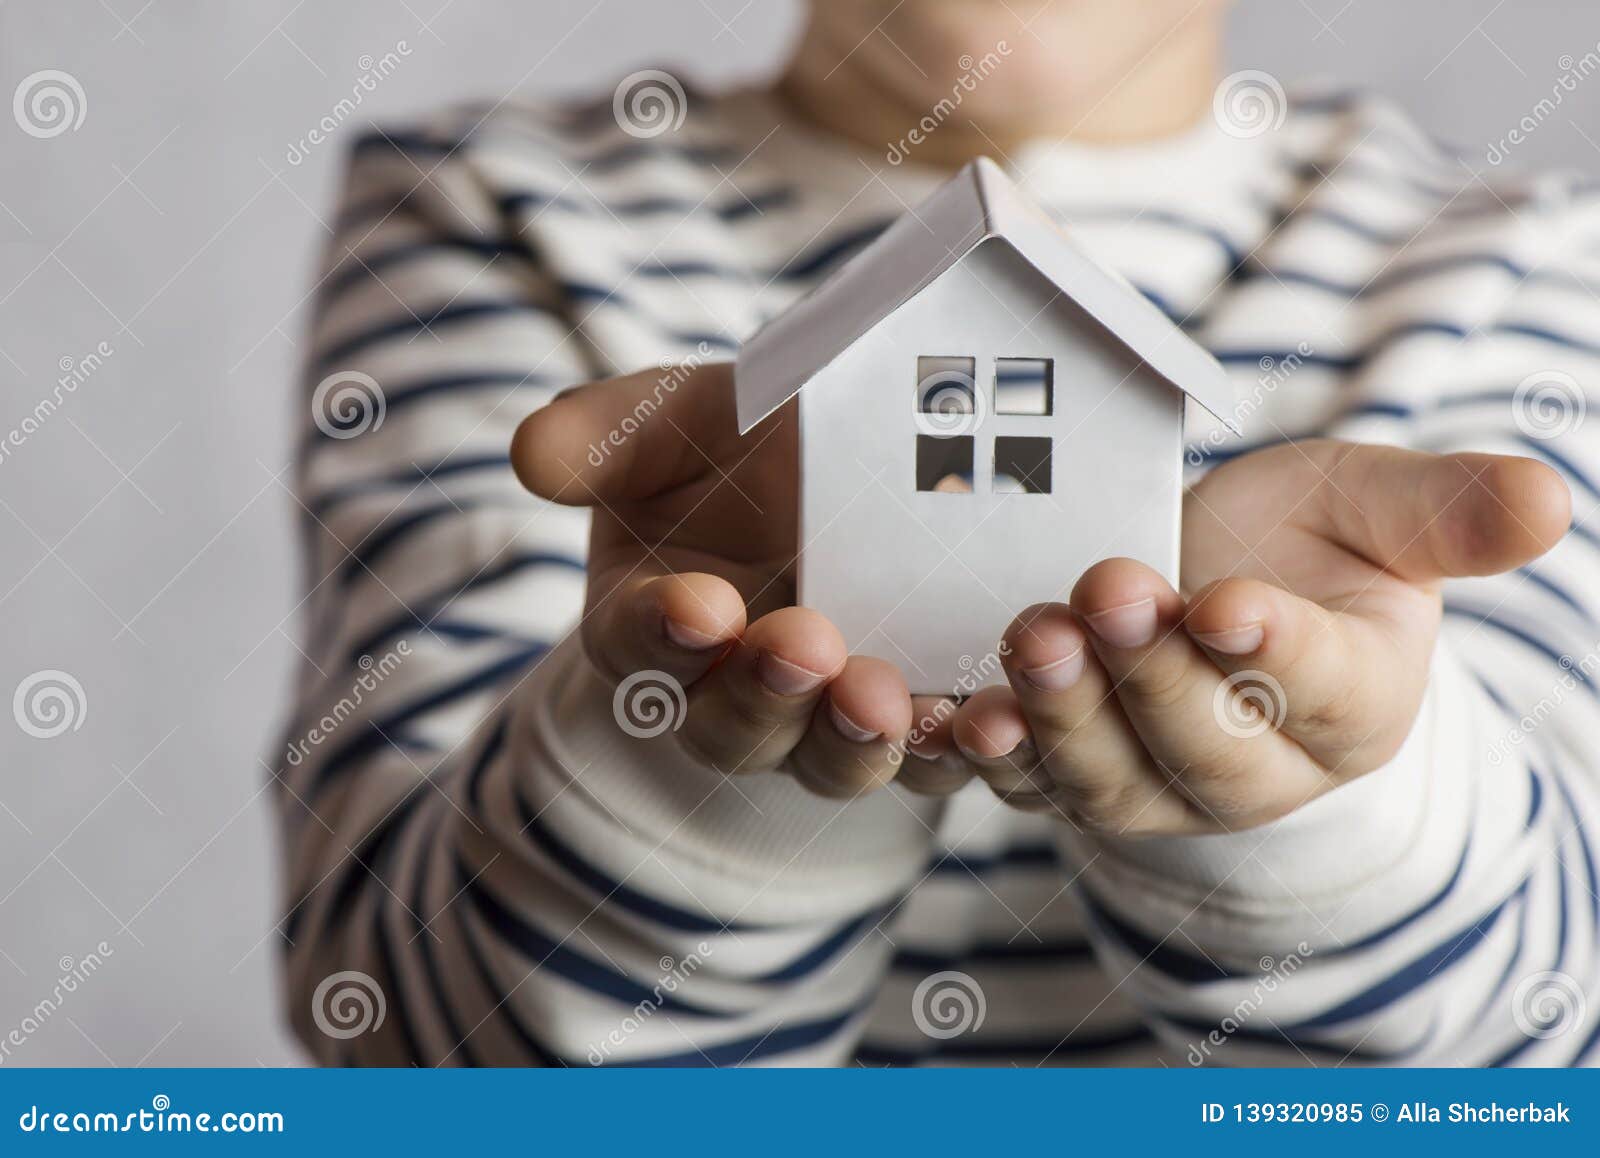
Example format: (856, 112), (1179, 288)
(735, 157), (1237, 696)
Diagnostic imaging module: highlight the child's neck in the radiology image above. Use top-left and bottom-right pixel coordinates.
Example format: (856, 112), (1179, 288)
(775, 16), (1222, 170)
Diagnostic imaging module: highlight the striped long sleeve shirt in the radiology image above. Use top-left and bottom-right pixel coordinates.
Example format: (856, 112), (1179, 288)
(276, 84), (1600, 1067)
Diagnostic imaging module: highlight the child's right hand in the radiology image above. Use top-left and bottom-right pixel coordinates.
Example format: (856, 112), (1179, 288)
(511, 361), (969, 799)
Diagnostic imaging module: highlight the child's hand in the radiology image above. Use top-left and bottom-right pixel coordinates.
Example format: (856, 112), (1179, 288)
(950, 439), (1571, 833)
(512, 361), (926, 798)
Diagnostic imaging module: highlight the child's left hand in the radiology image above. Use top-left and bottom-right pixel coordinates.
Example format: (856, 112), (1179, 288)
(927, 439), (1571, 833)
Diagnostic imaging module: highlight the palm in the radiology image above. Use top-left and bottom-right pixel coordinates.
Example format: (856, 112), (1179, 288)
(587, 399), (801, 620)
(519, 366), (1567, 824)
(1181, 443), (1441, 640)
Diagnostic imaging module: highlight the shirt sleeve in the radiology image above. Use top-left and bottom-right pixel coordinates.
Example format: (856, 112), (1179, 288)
(275, 125), (939, 1066)
(1058, 185), (1600, 1067)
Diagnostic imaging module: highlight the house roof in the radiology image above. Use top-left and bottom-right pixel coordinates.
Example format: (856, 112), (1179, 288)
(734, 156), (1239, 435)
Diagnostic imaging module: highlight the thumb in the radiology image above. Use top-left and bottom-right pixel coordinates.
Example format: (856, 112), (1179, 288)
(1305, 440), (1571, 583)
(511, 361), (736, 505)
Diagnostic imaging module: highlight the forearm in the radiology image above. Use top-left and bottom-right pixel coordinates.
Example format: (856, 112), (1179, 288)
(285, 633), (941, 1065)
(1060, 636), (1597, 1065)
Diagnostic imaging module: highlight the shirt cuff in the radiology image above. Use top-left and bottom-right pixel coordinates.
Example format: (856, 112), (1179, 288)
(1057, 642), (1530, 961)
(509, 632), (944, 926)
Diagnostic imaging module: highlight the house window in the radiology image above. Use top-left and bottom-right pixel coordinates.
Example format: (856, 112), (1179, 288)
(995, 358), (1053, 415)
(912, 357), (1054, 494)
(994, 436), (1052, 494)
(916, 356), (978, 431)
(916, 434), (974, 493)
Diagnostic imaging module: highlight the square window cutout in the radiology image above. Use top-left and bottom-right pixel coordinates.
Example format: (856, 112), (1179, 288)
(916, 356), (977, 419)
(995, 358), (1053, 415)
(994, 436), (1051, 494)
(916, 434), (974, 493)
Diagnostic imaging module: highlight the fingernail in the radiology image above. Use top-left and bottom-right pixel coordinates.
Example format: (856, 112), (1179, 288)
(1085, 597), (1157, 649)
(829, 701), (882, 743)
(756, 651), (828, 696)
(1021, 646), (1086, 692)
(663, 616), (723, 651)
(958, 720), (1028, 761)
(1190, 624), (1264, 655)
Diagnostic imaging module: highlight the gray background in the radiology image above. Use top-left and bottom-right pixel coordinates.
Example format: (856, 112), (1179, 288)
(0, 0), (1595, 1066)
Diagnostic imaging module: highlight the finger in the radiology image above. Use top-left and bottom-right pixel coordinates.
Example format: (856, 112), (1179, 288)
(1000, 603), (1197, 833)
(951, 688), (1053, 800)
(790, 657), (914, 798)
(510, 361), (735, 504)
(583, 570), (746, 685)
(896, 696), (976, 796)
(1072, 558), (1327, 827)
(1300, 441), (1570, 584)
(678, 606), (845, 775)
(1184, 576), (1426, 773)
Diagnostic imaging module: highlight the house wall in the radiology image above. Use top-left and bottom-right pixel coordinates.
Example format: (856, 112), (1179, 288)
(798, 239), (1185, 696)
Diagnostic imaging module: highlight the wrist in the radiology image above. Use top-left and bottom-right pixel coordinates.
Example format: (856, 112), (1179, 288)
(510, 633), (943, 924)
(1055, 642), (1517, 960)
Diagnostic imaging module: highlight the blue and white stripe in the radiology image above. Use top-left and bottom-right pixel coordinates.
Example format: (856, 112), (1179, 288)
(275, 85), (1600, 1066)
